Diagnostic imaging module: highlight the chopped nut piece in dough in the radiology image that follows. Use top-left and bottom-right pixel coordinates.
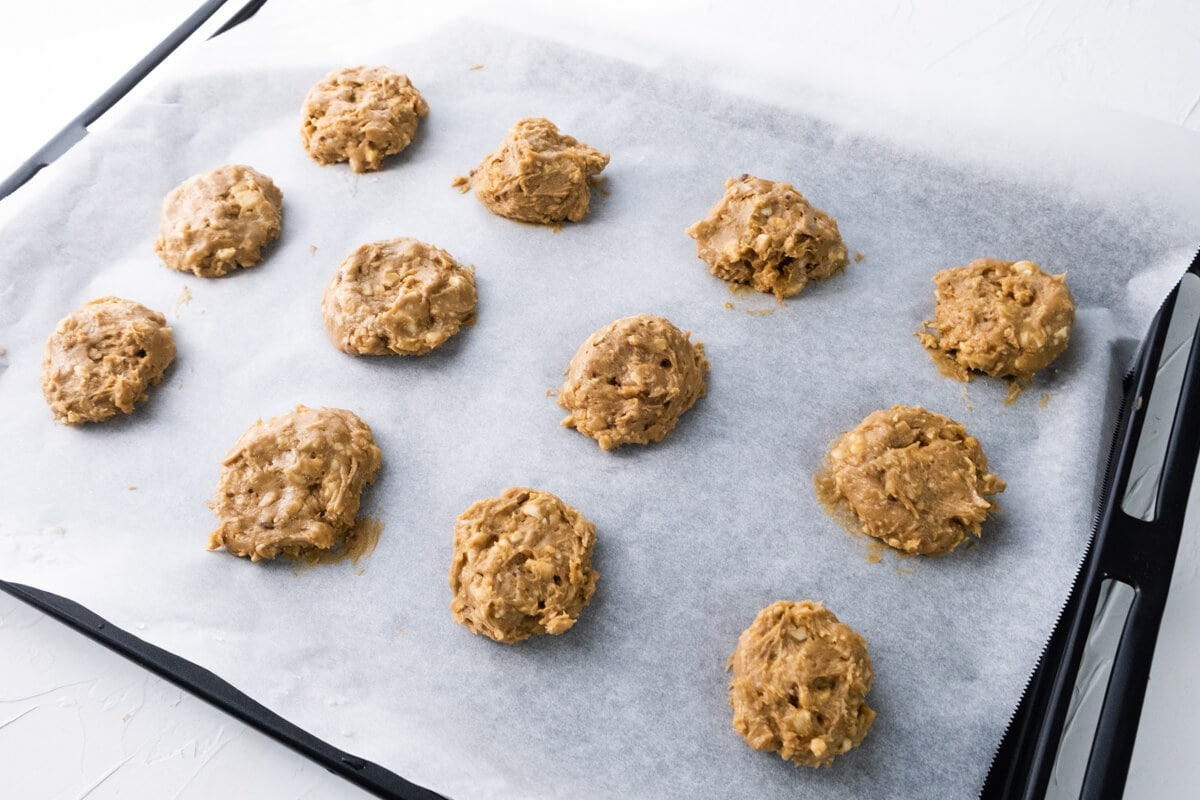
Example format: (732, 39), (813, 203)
(450, 487), (598, 643)
(154, 164), (283, 278)
(300, 66), (429, 173)
(686, 175), (849, 299)
(322, 238), (477, 356)
(815, 405), (1006, 555)
(918, 258), (1075, 382)
(470, 117), (609, 224)
(40, 297), (175, 424)
(558, 314), (709, 450)
(729, 600), (875, 768)
(209, 406), (382, 562)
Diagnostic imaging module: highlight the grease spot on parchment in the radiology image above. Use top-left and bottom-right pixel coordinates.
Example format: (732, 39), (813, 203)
(174, 285), (192, 318)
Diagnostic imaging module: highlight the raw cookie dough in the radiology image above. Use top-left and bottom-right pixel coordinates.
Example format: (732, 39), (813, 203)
(209, 406), (382, 561)
(816, 405), (1006, 555)
(40, 296), (176, 424)
(686, 175), (849, 299)
(449, 487), (598, 643)
(300, 65), (429, 173)
(154, 164), (283, 278)
(471, 117), (609, 224)
(558, 314), (709, 451)
(918, 258), (1075, 382)
(322, 237), (477, 356)
(729, 600), (875, 768)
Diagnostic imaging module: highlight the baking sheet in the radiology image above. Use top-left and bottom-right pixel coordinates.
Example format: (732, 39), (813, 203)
(2, 9), (1199, 799)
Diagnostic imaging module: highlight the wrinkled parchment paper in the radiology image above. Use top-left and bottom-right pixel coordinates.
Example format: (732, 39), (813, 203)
(2, 9), (1199, 799)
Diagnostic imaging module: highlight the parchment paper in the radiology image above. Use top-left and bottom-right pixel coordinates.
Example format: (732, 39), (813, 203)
(2, 10), (1199, 800)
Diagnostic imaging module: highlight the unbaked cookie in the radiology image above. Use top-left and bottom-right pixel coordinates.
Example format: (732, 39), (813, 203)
(154, 164), (283, 278)
(558, 314), (709, 451)
(729, 600), (875, 768)
(686, 175), (849, 299)
(471, 117), (609, 224)
(209, 406), (382, 561)
(449, 487), (598, 643)
(40, 297), (176, 424)
(322, 238), (477, 356)
(301, 66), (429, 173)
(918, 258), (1075, 381)
(816, 405), (1006, 555)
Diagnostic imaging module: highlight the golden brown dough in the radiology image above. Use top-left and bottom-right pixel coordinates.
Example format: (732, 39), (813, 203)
(154, 164), (283, 278)
(918, 258), (1075, 381)
(321, 238), (477, 356)
(471, 117), (609, 224)
(816, 405), (1006, 555)
(209, 406), (382, 561)
(686, 175), (849, 299)
(449, 487), (598, 643)
(301, 66), (429, 173)
(40, 297), (175, 424)
(729, 600), (875, 768)
(558, 314), (709, 451)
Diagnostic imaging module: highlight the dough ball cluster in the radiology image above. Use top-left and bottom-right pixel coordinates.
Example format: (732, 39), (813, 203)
(687, 175), (849, 299)
(472, 117), (609, 224)
(918, 258), (1075, 381)
(322, 237), (477, 356)
(301, 66), (429, 173)
(816, 405), (1006, 555)
(154, 164), (283, 278)
(729, 600), (875, 768)
(209, 406), (382, 561)
(559, 314), (709, 451)
(40, 297), (176, 424)
(450, 487), (598, 643)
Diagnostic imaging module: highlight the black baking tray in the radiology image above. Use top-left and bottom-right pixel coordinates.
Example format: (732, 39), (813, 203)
(3, 3), (1198, 797)
(981, 248), (1200, 798)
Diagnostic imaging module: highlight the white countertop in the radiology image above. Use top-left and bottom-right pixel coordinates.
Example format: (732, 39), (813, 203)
(2, 1), (1198, 797)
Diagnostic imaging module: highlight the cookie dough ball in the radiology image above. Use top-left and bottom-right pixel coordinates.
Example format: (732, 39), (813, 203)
(558, 314), (709, 451)
(918, 258), (1076, 381)
(471, 117), (609, 224)
(322, 238), (477, 356)
(40, 297), (176, 424)
(154, 164), (283, 278)
(449, 487), (598, 643)
(686, 175), (849, 299)
(300, 66), (429, 173)
(729, 600), (875, 768)
(209, 406), (382, 561)
(816, 405), (1006, 555)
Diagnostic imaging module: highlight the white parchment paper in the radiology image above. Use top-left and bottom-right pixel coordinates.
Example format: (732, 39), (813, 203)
(2, 9), (1200, 799)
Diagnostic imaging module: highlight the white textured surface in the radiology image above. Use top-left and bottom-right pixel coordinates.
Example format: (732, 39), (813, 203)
(1, 1), (1198, 798)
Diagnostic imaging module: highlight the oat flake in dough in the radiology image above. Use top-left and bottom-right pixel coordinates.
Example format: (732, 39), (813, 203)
(40, 296), (175, 424)
(209, 406), (382, 561)
(686, 175), (849, 299)
(322, 238), (477, 356)
(471, 117), (609, 224)
(154, 164), (283, 278)
(729, 600), (875, 768)
(558, 314), (709, 451)
(450, 487), (598, 644)
(301, 66), (429, 173)
(815, 405), (1006, 555)
(918, 258), (1076, 382)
